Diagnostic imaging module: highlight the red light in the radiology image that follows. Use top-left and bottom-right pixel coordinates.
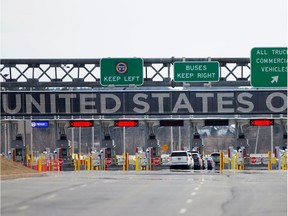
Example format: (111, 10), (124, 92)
(250, 119), (274, 126)
(114, 120), (138, 127)
(69, 121), (94, 127)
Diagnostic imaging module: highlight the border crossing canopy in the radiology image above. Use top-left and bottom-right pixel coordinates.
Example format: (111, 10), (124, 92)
(1, 90), (286, 117)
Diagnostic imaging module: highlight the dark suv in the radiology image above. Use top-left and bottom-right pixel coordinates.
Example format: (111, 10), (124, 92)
(191, 153), (203, 170)
(210, 152), (220, 169)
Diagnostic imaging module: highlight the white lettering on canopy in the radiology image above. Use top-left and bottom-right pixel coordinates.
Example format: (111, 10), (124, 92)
(172, 93), (194, 113)
(0, 91), (287, 116)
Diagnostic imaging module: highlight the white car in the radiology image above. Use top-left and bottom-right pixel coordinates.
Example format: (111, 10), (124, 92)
(161, 154), (171, 165)
(169, 151), (194, 169)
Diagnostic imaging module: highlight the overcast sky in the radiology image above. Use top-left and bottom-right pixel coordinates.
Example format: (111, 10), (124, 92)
(1, 0), (287, 59)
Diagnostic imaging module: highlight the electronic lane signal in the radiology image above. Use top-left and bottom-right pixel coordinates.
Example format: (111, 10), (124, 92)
(69, 120), (94, 127)
(114, 120), (139, 127)
(160, 120), (184, 127)
(250, 119), (274, 126)
(204, 119), (229, 126)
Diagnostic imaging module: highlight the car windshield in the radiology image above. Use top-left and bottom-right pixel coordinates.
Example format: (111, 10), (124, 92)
(171, 152), (187, 157)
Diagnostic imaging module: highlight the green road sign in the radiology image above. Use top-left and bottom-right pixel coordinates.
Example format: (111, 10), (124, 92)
(251, 47), (287, 87)
(100, 58), (144, 86)
(174, 61), (219, 82)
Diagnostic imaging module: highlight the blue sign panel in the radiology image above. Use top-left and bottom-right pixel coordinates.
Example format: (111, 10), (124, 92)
(31, 121), (49, 128)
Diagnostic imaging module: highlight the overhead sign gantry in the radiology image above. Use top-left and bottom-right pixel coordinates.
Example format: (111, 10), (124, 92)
(0, 58), (251, 88)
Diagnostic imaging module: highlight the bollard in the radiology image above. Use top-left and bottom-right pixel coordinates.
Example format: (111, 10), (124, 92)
(56, 159), (61, 172)
(77, 153), (81, 171)
(30, 153), (33, 169)
(125, 153), (129, 171)
(91, 156), (94, 170)
(220, 151), (224, 171)
(38, 158), (42, 172)
(100, 158), (103, 170)
(281, 153), (287, 170)
(74, 159), (77, 171)
(268, 151), (272, 170)
(26, 145), (29, 167)
(235, 152), (238, 170)
(135, 154), (139, 171)
(42, 160), (47, 172)
(122, 153), (129, 171)
(12, 149), (16, 162)
(87, 157), (91, 171)
(122, 153), (125, 171)
(272, 157), (277, 164)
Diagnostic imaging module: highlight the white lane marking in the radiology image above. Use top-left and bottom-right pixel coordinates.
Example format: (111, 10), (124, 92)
(81, 184), (87, 187)
(18, 205), (29, 210)
(179, 208), (187, 214)
(186, 199), (193, 204)
(47, 194), (56, 200)
(194, 187), (199, 191)
(103, 180), (115, 183)
(191, 192), (197, 196)
(69, 187), (76, 191)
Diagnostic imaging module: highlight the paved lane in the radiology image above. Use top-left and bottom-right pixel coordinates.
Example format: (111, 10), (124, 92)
(1, 170), (287, 216)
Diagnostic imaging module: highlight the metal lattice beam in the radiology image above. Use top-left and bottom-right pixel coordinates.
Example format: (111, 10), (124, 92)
(0, 58), (250, 88)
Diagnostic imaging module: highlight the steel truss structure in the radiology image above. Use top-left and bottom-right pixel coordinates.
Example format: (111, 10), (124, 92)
(0, 58), (250, 88)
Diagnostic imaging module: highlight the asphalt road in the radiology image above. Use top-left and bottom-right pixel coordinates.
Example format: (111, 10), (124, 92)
(1, 170), (287, 216)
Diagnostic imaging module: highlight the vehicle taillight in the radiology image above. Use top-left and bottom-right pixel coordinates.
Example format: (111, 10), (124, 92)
(186, 156), (189, 161)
